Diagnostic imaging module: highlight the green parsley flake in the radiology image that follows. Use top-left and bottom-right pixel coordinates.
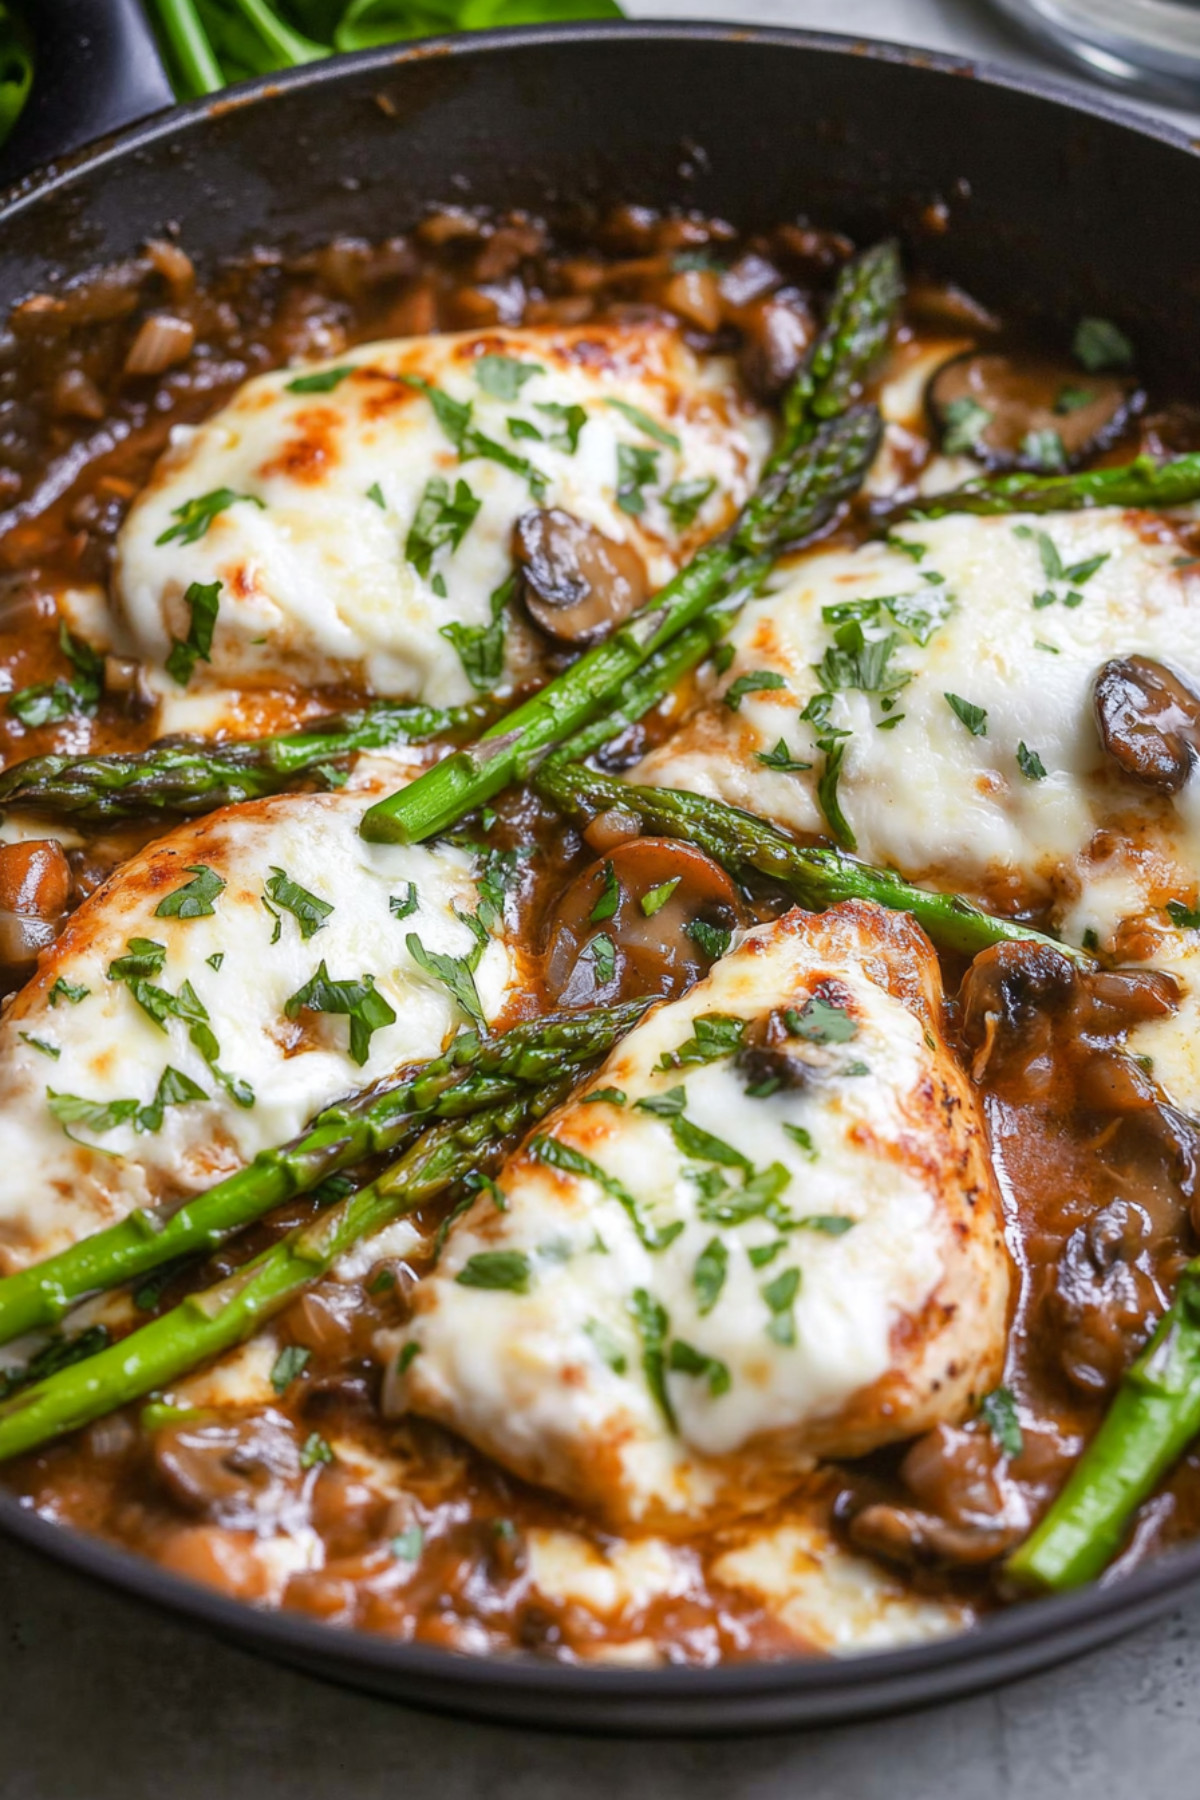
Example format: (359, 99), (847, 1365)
(390, 883), (419, 921)
(19, 1033), (59, 1059)
(48, 977), (89, 1008)
(725, 669), (787, 711)
(582, 1086), (626, 1106)
(264, 867), (333, 941)
(285, 961), (397, 1064)
(786, 996), (857, 1044)
(456, 1250), (532, 1293)
(756, 738), (812, 772)
(165, 579), (221, 687)
(590, 861), (621, 923)
(405, 932), (487, 1034)
(474, 354), (543, 400)
(300, 1432), (334, 1470)
(641, 877), (681, 918)
(980, 1384), (1024, 1457)
(663, 477), (715, 529)
(271, 1345), (310, 1393)
(1020, 428), (1067, 473)
(761, 1266), (801, 1346)
(616, 442), (659, 516)
(693, 1237), (728, 1315)
(286, 365), (355, 393)
(629, 1287), (675, 1428)
(405, 475), (481, 579)
(439, 572), (512, 693)
(605, 397), (681, 451)
(941, 395), (992, 455)
(156, 487), (264, 547)
(583, 1316), (627, 1374)
(1016, 741), (1047, 781)
(154, 865), (225, 920)
(1073, 317), (1134, 373)
(668, 1338), (730, 1397)
(685, 919), (731, 961)
(945, 692), (988, 737)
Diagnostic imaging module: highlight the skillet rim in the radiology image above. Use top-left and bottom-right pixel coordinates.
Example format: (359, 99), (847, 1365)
(2, 17), (1200, 1727)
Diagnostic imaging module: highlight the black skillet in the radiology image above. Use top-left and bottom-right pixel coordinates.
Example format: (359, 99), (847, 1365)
(2, 2), (1200, 1736)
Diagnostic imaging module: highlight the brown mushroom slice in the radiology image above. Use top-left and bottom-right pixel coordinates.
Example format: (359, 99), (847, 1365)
(1093, 654), (1200, 794)
(542, 836), (745, 1009)
(928, 350), (1138, 470)
(0, 840), (72, 992)
(514, 508), (649, 646)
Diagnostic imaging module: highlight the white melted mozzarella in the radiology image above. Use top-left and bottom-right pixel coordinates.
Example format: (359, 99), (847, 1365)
(384, 903), (1007, 1530)
(0, 789), (519, 1270)
(635, 508), (1200, 909)
(113, 324), (770, 705)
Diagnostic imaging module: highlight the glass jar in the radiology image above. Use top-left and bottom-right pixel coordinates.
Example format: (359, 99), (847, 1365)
(989, 0), (1200, 102)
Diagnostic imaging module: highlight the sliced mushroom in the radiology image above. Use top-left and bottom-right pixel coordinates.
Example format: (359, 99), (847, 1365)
(928, 350), (1139, 471)
(152, 1411), (304, 1531)
(0, 840), (72, 992)
(542, 837), (745, 1008)
(514, 508), (648, 646)
(845, 1501), (1019, 1570)
(1094, 654), (1200, 794)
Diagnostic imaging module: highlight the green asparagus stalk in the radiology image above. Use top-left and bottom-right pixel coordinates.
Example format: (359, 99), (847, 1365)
(1007, 1261), (1200, 1592)
(537, 761), (1085, 964)
(777, 238), (904, 461)
(0, 1001), (644, 1349)
(0, 697), (494, 826)
(360, 406), (882, 847)
(907, 452), (1200, 519)
(0, 1088), (556, 1464)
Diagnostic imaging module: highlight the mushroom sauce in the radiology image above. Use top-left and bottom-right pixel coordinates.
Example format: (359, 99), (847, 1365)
(1, 202), (1199, 1666)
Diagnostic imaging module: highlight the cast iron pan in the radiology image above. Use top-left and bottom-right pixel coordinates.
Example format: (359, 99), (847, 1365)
(2, 4), (1200, 1736)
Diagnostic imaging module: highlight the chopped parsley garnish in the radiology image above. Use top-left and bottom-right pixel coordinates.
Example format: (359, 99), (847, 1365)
(761, 1265), (801, 1346)
(816, 737), (854, 850)
(8, 624), (104, 730)
(941, 395), (992, 455)
(0, 1326), (111, 1403)
(783, 1123), (817, 1159)
(1034, 640), (1060, 654)
(366, 481), (386, 508)
(583, 1316), (627, 1374)
(755, 738), (812, 772)
(669, 1113), (751, 1170)
(641, 876), (681, 918)
(533, 401), (587, 454)
(154, 864), (225, 919)
(583, 1086), (626, 1106)
(391, 1525), (424, 1561)
(980, 1384), (1024, 1457)
(19, 1033), (59, 1059)
(270, 1345), (310, 1392)
(47, 1090), (138, 1138)
(634, 1085), (687, 1118)
(798, 1214), (855, 1236)
(945, 692), (988, 737)
(405, 474), (481, 579)
(389, 883), (419, 921)
(165, 578), (221, 687)
(406, 932), (486, 1034)
(887, 535), (927, 562)
(455, 1250), (531, 1293)
(1016, 741), (1047, 781)
(402, 374), (547, 499)
(1073, 316), (1134, 373)
(814, 619), (909, 697)
(106, 938), (166, 981)
(395, 1341), (421, 1377)
(605, 397), (681, 451)
(629, 1287), (675, 1428)
(475, 846), (528, 931)
(694, 1162), (792, 1229)
(589, 933), (616, 985)
(724, 669), (786, 711)
(658, 1011), (746, 1070)
(48, 977), (89, 1007)
(1055, 385), (1096, 414)
(590, 860), (621, 923)
(1166, 899), (1200, 930)
(300, 1432), (334, 1469)
(474, 354), (543, 400)
(286, 364), (355, 393)
(439, 571), (512, 693)
(693, 1237), (728, 1315)
(531, 1136), (682, 1251)
(1020, 428), (1067, 472)
(264, 867), (333, 941)
(155, 487), (264, 547)
(748, 1240), (785, 1268)
(285, 961), (397, 1064)
(615, 442), (659, 516)
(786, 995), (857, 1044)
(685, 919), (731, 961)
(136, 1065), (208, 1136)
(663, 477), (715, 529)
(668, 1339), (730, 1397)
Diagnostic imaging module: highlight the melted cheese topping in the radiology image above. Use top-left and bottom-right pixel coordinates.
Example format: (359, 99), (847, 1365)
(384, 903), (1007, 1530)
(0, 789), (518, 1270)
(113, 324), (769, 704)
(635, 508), (1200, 910)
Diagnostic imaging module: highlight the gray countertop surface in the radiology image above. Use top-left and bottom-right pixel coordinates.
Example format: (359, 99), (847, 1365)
(5, 5), (1200, 1794)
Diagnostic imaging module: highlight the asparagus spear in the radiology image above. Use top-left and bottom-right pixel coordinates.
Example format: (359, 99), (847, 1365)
(1007, 1261), (1200, 1592)
(0, 1087), (558, 1464)
(537, 761), (1084, 964)
(0, 1000), (644, 1348)
(360, 406), (883, 847)
(0, 697), (493, 825)
(778, 238), (904, 459)
(905, 452), (1200, 520)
